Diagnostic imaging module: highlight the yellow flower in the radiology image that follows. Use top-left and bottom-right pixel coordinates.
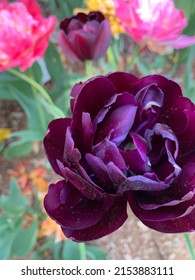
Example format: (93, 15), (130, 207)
(0, 128), (11, 142)
(74, 0), (124, 38)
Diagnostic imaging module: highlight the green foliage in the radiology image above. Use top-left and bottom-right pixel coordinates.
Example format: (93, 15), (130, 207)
(11, 221), (38, 258)
(45, 43), (84, 115)
(0, 178), (27, 216)
(86, 245), (108, 260)
(0, 179), (37, 259)
(62, 239), (81, 260)
(44, 0), (85, 20)
(174, 0), (195, 19)
(0, 178), (108, 260)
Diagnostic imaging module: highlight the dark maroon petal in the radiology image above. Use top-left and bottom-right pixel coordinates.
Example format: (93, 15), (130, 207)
(85, 153), (112, 188)
(81, 112), (94, 151)
(107, 72), (139, 93)
(166, 110), (188, 135)
(58, 31), (80, 62)
(43, 118), (71, 176)
(140, 208), (195, 233)
(128, 190), (195, 225)
(44, 181), (104, 229)
(127, 162), (195, 224)
(72, 76), (117, 121)
(93, 19), (111, 60)
(93, 140), (126, 170)
(66, 18), (83, 33)
(75, 13), (88, 23)
(121, 133), (151, 172)
(95, 103), (137, 145)
(71, 76), (117, 149)
(131, 75), (182, 102)
(60, 18), (70, 32)
(88, 11), (105, 22)
(61, 196), (128, 241)
(92, 94), (118, 131)
(136, 84), (164, 110)
(70, 82), (84, 113)
(107, 162), (168, 192)
(57, 163), (103, 200)
(68, 29), (96, 61)
(137, 162), (195, 210)
(178, 111), (195, 152)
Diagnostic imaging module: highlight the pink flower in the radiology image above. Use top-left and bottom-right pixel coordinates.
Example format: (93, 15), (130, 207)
(114, 0), (195, 49)
(0, 0), (56, 72)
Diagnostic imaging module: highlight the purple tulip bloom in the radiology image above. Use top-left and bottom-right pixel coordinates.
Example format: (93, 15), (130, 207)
(58, 11), (111, 62)
(44, 72), (195, 241)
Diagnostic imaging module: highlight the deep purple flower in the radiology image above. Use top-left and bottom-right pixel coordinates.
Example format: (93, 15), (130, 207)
(44, 72), (195, 241)
(58, 11), (111, 62)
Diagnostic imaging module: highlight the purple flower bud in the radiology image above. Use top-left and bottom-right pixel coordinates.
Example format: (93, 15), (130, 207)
(44, 72), (195, 241)
(58, 12), (111, 62)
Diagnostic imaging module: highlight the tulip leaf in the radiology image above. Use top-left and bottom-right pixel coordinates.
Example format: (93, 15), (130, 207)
(174, 0), (195, 19)
(0, 229), (16, 260)
(86, 245), (108, 260)
(62, 239), (81, 260)
(0, 178), (27, 215)
(30, 61), (42, 84)
(11, 220), (38, 258)
(0, 217), (9, 232)
(3, 140), (33, 159)
(53, 241), (63, 260)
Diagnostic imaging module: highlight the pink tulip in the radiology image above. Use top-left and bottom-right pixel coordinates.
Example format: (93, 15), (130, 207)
(0, 0), (56, 72)
(114, 0), (195, 49)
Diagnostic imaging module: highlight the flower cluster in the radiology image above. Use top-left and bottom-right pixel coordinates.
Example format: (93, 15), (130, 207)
(44, 72), (195, 241)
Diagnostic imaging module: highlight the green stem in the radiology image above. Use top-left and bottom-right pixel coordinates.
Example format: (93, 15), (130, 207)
(27, 68), (47, 129)
(79, 243), (87, 260)
(107, 46), (118, 71)
(184, 233), (195, 260)
(8, 68), (64, 118)
(85, 60), (94, 78)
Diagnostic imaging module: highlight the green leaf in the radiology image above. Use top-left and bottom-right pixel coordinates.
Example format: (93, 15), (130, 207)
(11, 220), (38, 258)
(0, 217), (9, 231)
(4, 141), (33, 159)
(9, 130), (43, 142)
(62, 239), (81, 260)
(0, 143), (4, 152)
(31, 235), (55, 260)
(30, 62), (42, 84)
(174, 0), (195, 19)
(53, 241), (63, 260)
(86, 245), (108, 260)
(0, 229), (15, 259)
(45, 43), (64, 85)
(0, 178), (27, 215)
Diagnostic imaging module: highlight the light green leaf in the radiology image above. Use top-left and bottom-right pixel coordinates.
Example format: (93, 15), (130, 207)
(11, 220), (38, 258)
(62, 239), (81, 260)
(0, 178), (27, 215)
(86, 245), (108, 260)
(0, 229), (16, 259)
(3, 141), (33, 159)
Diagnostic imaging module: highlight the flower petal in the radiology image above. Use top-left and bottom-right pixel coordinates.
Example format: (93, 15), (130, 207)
(43, 118), (71, 176)
(44, 180), (106, 230)
(61, 196), (128, 241)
